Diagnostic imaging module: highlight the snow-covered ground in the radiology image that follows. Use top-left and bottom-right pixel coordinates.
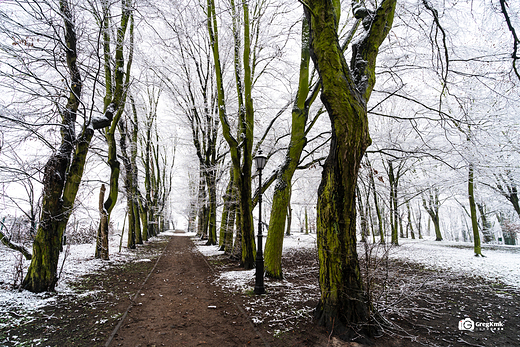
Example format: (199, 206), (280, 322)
(194, 233), (319, 290)
(0, 230), (177, 331)
(195, 233), (520, 292)
(388, 239), (520, 288)
(1, 231), (519, 334)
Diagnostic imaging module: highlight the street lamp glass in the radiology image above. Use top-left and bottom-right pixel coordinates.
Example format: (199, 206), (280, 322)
(254, 150), (267, 171)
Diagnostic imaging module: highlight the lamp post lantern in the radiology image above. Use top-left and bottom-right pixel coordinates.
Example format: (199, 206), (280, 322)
(254, 149), (267, 295)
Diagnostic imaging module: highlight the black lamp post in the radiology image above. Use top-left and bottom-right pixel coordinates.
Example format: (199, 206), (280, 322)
(254, 149), (267, 295)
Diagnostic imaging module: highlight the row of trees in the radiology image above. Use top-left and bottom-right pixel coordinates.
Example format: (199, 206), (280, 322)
(1, 0), (519, 340)
(172, 0), (520, 337)
(0, 0), (174, 292)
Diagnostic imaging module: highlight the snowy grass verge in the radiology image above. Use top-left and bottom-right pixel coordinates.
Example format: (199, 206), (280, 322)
(0, 230), (174, 332)
(388, 238), (520, 288)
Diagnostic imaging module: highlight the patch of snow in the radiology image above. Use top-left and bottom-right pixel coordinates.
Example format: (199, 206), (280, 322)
(282, 233), (316, 250)
(217, 269), (255, 292)
(388, 238), (520, 288)
(193, 239), (224, 257)
(135, 258), (152, 263)
(0, 231), (171, 330)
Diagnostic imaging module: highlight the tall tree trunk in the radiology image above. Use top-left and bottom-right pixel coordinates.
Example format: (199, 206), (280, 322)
(388, 161), (399, 245)
(231, 204), (243, 261)
(219, 169), (236, 253)
(407, 202), (415, 239)
(307, 0), (396, 337)
(130, 94), (142, 244)
(23, 0), (94, 292)
(468, 163), (483, 256)
(237, 0), (256, 269)
(206, 169), (218, 245)
(415, 202), (423, 239)
(95, 0), (133, 259)
(96, 185), (109, 259)
(477, 203), (494, 243)
(119, 119), (136, 249)
(286, 201), (292, 236)
(305, 207), (309, 234)
(264, 13), (312, 278)
(206, 0), (255, 268)
(357, 187), (368, 243)
(139, 197), (149, 242)
(423, 190), (443, 241)
(367, 161), (384, 243)
(134, 202), (142, 244)
(219, 173), (232, 249)
(126, 196), (136, 249)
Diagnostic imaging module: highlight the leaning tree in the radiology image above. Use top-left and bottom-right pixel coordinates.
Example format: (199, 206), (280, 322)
(306, 0), (397, 338)
(17, 0), (98, 292)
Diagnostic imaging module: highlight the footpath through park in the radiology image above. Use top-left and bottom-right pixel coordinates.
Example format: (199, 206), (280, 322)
(106, 234), (269, 347)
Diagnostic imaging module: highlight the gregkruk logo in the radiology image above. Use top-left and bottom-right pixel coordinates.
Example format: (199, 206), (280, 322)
(459, 318), (475, 331)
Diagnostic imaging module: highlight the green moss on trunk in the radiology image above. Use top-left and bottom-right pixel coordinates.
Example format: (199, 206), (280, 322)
(264, 13), (311, 279)
(307, 0), (396, 338)
(469, 164), (482, 256)
(22, 0), (89, 293)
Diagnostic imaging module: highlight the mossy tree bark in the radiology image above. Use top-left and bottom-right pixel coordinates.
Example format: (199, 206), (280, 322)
(22, 0), (95, 293)
(387, 160), (399, 245)
(264, 7), (362, 279)
(95, 0), (133, 260)
(237, 0), (255, 268)
(468, 163), (483, 256)
(206, 0), (255, 268)
(306, 0), (396, 337)
(264, 13), (311, 279)
(219, 168), (236, 253)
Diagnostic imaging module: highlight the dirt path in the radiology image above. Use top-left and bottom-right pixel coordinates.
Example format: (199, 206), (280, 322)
(107, 235), (268, 347)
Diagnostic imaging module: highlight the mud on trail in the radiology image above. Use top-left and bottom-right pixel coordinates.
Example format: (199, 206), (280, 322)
(109, 235), (267, 347)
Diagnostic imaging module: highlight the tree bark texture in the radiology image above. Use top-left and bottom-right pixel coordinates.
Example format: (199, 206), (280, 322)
(95, 0), (133, 258)
(96, 184), (109, 260)
(22, 0), (94, 292)
(264, 13), (311, 279)
(477, 203), (494, 243)
(219, 169), (236, 253)
(423, 191), (443, 241)
(306, 0), (396, 337)
(468, 164), (483, 256)
(206, 0), (255, 268)
(388, 161), (399, 245)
